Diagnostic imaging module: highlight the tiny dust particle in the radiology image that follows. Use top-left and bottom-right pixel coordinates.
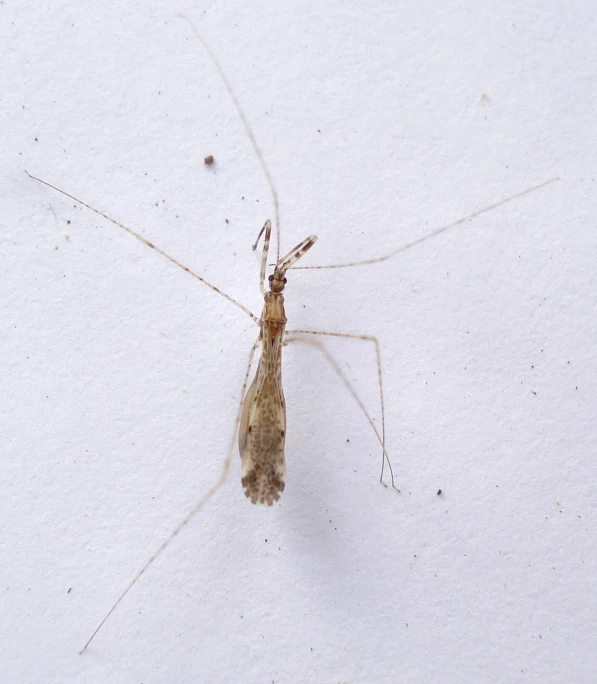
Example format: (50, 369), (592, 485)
(204, 154), (214, 166)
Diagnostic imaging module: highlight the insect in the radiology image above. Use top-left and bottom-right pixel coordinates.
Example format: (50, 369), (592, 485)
(27, 16), (558, 652)
(238, 220), (317, 504)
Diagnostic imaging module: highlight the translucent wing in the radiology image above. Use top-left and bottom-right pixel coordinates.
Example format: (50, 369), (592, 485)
(239, 325), (286, 505)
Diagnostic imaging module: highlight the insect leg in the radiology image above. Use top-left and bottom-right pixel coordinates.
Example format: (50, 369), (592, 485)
(285, 329), (396, 491)
(79, 336), (262, 653)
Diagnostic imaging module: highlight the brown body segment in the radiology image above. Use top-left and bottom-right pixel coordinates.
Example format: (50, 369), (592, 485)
(238, 292), (287, 505)
(238, 228), (317, 505)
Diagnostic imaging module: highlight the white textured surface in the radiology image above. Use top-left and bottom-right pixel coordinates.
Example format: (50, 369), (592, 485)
(2, 2), (595, 683)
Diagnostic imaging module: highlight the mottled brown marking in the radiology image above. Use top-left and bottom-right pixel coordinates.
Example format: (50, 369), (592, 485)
(241, 469), (285, 506)
(238, 282), (288, 504)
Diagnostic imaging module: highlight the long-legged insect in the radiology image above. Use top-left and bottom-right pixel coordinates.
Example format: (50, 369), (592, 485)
(238, 221), (316, 504)
(26, 16), (558, 652)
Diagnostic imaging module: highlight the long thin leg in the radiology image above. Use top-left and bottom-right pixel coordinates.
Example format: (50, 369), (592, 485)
(252, 220), (272, 295)
(26, 171), (259, 325)
(79, 337), (262, 653)
(290, 178), (559, 270)
(285, 329), (396, 491)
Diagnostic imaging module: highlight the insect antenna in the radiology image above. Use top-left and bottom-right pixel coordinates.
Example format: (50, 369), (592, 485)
(290, 177), (560, 270)
(179, 14), (282, 262)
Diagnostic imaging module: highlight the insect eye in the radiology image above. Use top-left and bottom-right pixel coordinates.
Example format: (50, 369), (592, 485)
(268, 275), (274, 282)
(283, 277), (287, 284)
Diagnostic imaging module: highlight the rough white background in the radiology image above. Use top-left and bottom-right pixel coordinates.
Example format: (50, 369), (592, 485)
(1, 1), (595, 683)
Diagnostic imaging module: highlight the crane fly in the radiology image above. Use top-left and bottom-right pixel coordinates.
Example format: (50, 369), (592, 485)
(26, 14), (558, 653)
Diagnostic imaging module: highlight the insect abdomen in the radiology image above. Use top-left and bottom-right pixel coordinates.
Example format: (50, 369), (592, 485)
(239, 375), (286, 505)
